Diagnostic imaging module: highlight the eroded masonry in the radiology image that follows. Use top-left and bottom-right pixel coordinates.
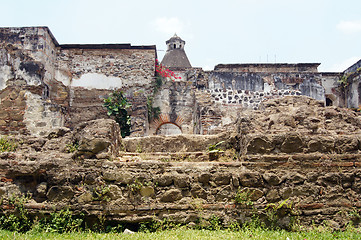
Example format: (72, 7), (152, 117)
(1, 26), (361, 230)
(1, 26), (361, 137)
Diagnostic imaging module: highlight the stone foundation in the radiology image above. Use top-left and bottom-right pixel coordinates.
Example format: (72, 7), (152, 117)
(1, 117), (361, 229)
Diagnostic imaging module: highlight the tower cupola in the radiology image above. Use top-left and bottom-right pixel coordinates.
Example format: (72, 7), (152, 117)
(161, 34), (192, 69)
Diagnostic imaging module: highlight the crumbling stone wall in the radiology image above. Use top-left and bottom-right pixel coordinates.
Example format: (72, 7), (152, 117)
(55, 46), (156, 135)
(1, 109), (361, 229)
(151, 80), (194, 135)
(0, 26), (358, 138)
(214, 63), (320, 73)
(0, 27), (156, 136)
(0, 27), (65, 136)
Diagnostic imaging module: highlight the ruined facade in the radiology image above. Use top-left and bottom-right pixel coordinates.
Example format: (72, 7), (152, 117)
(0, 26), (360, 136)
(0, 27), (156, 136)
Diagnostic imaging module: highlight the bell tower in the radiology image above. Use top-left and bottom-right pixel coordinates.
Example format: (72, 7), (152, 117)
(161, 34), (192, 69)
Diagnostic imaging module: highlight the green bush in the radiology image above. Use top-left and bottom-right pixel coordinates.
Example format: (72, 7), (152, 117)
(103, 90), (132, 138)
(0, 195), (32, 232)
(35, 209), (84, 233)
(234, 188), (254, 206)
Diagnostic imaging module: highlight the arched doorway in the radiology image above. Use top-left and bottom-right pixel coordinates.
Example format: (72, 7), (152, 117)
(156, 122), (182, 135)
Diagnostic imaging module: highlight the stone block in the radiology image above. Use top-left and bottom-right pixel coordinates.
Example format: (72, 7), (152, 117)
(156, 174), (173, 187)
(77, 191), (93, 204)
(212, 172), (231, 185)
(265, 189), (281, 202)
(1, 100), (12, 108)
(174, 174), (190, 188)
(279, 187), (293, 199)
(35, 182), (47, 198)
(216, 185), (233, 201)
(246, 136), (273, 154)
(287, 172), (306, 185)
(46, 186), (75, 202)
(239, 170), (263, 187)
(197, 173), (210, 184)
(190, 184), (208, 199)
(263, 172), (282, 186)
(140, 186), (155, 197)
(72, 119), (122, 159)
(281, 133), (304, 153)
(107, 184), (123, 200)
(160, 189), (182, 202)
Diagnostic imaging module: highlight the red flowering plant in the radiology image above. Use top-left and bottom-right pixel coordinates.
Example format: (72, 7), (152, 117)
(155, 59), (181, 82)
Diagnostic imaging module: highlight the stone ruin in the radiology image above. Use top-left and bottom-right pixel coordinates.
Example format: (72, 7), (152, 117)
(0, 96), (360, 229)
(0, 26), (361, 229)
(1, 26), (361, 137)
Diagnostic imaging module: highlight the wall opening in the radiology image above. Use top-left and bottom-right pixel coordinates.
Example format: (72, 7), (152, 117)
(156, 122), (182, 136)
(326, 97), (333, 106)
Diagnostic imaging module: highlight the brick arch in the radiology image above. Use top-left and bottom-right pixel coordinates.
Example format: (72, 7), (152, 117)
(151, 113), (184, 135)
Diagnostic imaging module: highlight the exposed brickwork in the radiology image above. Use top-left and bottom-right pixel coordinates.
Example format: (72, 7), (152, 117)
(0, 87), (27, 134)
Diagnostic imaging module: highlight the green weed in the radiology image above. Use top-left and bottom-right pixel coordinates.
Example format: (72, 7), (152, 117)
(33, 209), (84, 233)
(0, 136), (18, 152)
(92, 185), (110, 202)
(234, 188), (254, 206)
(65, 141), (79, 153)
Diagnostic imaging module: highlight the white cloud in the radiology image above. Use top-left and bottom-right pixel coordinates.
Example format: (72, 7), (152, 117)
(336, 20), (361, 34)
(328, 57), (361, 72)
(153, 17), (185, 36)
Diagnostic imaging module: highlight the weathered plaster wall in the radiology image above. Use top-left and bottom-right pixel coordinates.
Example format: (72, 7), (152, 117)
(208, 71), (325, 105)
(56, 47), (155, 90)
(321, 73), (342, 107)
(0, 26), (357, 137)
(0, 27), (157, 136)
(346, 73), (361, 109)
(180, 67), (326, 135)
(55, 46), (156, 135)
(0, 27), (66, 136)
(344, 60), (361, 109)
(214, 63), (320, 73)
(151, 80), (194, 135)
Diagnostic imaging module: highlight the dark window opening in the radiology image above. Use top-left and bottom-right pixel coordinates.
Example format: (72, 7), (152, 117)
(326, 97), (333, 106)
(42, 84), (50, 99)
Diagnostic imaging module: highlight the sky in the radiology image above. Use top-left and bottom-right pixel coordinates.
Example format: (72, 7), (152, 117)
(1, 0), (360, 72)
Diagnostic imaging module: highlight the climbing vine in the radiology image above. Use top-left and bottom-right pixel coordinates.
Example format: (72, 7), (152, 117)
(146, 60), (180, 123)
(103, 90), (131, 138)
(147, 96), (161, 122)
(339, 67), (361, 87)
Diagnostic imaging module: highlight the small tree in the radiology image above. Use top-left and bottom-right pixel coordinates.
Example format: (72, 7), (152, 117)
(103, 90), (131, 138)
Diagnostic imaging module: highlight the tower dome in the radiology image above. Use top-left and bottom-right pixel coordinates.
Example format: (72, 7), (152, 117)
(161, 34), (192, 69)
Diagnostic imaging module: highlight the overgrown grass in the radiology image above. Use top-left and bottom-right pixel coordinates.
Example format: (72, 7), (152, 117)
(1, 227), (361, 240)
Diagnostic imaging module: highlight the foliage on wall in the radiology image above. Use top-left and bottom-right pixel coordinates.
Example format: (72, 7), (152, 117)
(146, 59), (181, 123)
(103, 90), (131, 138)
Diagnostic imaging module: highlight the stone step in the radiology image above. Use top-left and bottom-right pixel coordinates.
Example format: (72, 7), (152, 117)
(118, 151), (211, 162)
(116, 152), (361, 168)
